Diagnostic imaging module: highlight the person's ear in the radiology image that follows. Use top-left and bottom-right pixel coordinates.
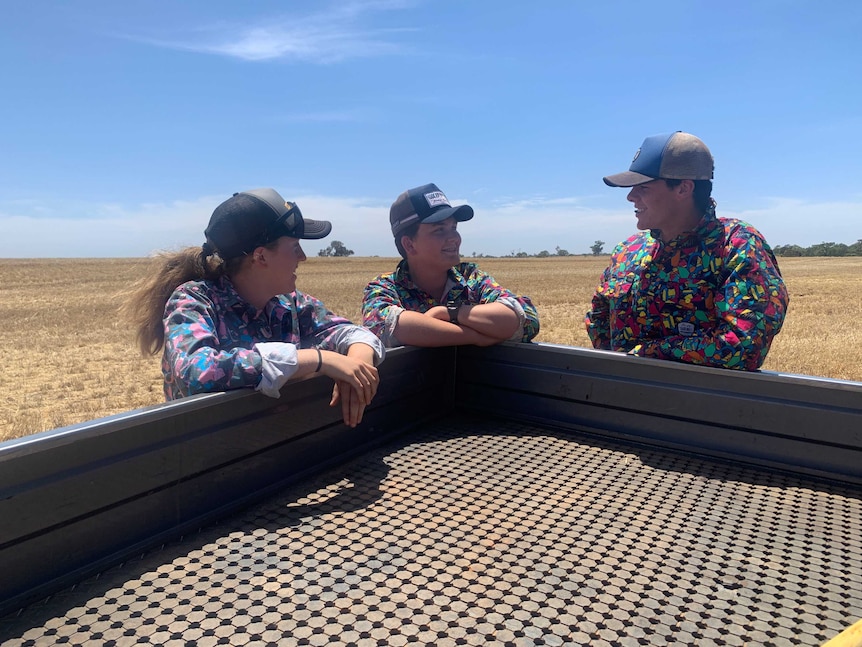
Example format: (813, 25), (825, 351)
(401, 235), (416, 255)
(677, 179), (695, 197)
(252, 246), (267, 264)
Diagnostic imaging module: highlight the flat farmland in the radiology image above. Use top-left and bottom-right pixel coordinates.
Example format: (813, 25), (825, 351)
(1, 256), (860, 441)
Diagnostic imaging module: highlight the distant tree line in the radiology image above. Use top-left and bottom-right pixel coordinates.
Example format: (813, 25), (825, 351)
(480, 239), (862, 258)
(318, 238), (862, 259)
(471, 241), (607, 258)
(772, 240), (862, 257)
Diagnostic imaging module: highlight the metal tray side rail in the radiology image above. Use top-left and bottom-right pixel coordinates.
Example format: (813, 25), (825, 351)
(0, 346), (455, 616)
(455, 343), (862, 485)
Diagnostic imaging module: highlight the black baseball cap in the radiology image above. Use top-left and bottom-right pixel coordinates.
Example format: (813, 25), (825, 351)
(389, 183), (474, 238)
(204, 188), (331, 260)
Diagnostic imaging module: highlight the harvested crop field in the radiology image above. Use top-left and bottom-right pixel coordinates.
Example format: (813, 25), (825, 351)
(1, 256), (860, 441)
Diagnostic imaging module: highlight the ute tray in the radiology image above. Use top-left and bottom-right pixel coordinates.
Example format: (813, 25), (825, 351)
(1, 413), (860, 647)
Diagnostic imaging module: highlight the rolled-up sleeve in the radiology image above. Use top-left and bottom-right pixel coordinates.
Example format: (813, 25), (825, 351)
(324, 325), (386, 364)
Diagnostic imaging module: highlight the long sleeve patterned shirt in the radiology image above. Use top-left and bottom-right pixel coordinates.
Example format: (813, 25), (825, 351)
(363, 260), (540, 347)
(162, 276), (383, 400)
(584, 209), (788, 370)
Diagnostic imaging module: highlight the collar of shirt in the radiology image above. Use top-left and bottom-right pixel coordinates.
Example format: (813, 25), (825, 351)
(648, 204), (721, 250)
(393, 260), (469, 294)
(214, 275), (287, 321)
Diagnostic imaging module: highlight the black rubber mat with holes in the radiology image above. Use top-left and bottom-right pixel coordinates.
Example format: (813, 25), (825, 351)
(1, 415), (860, 647)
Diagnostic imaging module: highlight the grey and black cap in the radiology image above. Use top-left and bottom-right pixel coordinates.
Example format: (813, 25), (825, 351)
(389, 183), (474, 238)
(603, 132), (714, 188)
(204, 188), (331, 260)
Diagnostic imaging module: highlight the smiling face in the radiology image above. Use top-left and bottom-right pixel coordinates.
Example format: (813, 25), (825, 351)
(626, 180), (679, 233)
(266, 236), (307, 294)
(403, 217), (462, 272)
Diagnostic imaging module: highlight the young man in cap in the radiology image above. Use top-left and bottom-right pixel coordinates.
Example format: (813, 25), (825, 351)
(585, 132), (788, 370)
(363, 183), (539, 347)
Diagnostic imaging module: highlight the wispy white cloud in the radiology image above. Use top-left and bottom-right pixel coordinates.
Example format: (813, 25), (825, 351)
(2, 193), (860, 259)
(490, 196), (587, 210)
(464, 197), (632, 257)
(0, 194), (391, 258)
(722, 197), (862, 247)
(128, 2), (416, 63)
(0, 197), (217, 258)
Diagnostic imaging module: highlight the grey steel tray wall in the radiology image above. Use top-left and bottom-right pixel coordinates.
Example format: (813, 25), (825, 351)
(456, 344), (862, 485)
(2, 343), (861, 618)
(0, 346), (455, 615)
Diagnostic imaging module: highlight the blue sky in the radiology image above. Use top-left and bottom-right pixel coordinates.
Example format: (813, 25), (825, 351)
(1, 1), (860, 258)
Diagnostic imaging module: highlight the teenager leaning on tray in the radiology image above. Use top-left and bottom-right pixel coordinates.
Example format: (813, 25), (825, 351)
(125, 187), (384, 427)
(362, 182), (539, 347)
(586, 132), (788, 370)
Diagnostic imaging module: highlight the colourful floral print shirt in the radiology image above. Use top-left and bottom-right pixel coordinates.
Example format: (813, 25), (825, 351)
(162, 276), (383, 400)
(363, 260), (540, 347)
(585, 209), (788, 370)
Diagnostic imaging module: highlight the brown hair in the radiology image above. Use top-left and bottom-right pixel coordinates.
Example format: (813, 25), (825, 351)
(123, 246), (244, 356)
(664, 179), (714, 215)
(394, 222), (421, 259)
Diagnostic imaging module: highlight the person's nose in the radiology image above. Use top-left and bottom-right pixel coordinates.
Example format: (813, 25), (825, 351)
(627, 188), (637, 203)
(298, 245), (307, 262)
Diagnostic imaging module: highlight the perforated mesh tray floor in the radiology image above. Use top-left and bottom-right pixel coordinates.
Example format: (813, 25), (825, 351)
(2, 415), (861, 647)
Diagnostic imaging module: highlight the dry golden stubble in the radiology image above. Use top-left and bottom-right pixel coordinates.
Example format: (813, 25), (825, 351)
(758, 257), (862, 378)
(1, 256), (860, 441)
(0, 258), (164, 441)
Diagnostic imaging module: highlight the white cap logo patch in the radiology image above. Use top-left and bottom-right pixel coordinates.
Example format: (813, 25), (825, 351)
(424, 190), (451, 209)
(678, 322), (696, 337)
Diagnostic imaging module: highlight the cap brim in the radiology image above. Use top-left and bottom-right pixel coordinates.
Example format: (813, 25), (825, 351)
(299, 219), (332, 240)
(603, 171), (657, 188)
(422, 204), (474, 224)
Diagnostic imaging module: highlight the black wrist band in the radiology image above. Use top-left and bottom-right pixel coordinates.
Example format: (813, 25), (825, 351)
(446, 300), (460, 324)
(315, 348), (322, 373)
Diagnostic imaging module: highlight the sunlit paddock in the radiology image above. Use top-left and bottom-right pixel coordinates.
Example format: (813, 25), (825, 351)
(1, 255), (860, 441)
